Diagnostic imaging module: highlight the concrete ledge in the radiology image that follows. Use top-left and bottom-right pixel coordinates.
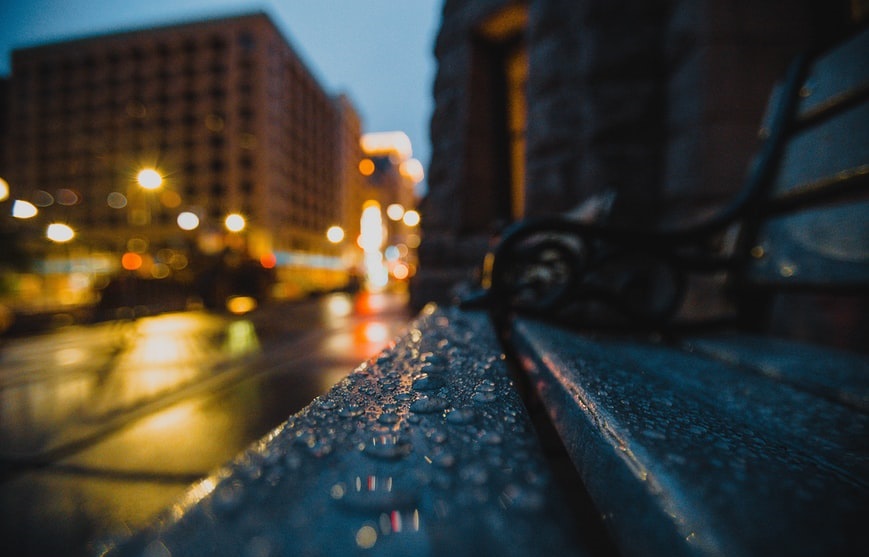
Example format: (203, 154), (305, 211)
(100, 306), (587, 557)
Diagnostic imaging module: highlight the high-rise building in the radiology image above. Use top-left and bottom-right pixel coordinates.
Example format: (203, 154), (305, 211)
(2, 12), (358, 305)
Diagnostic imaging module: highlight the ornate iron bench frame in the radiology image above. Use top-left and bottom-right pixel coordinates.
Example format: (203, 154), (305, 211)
(466, 39), (869, 332)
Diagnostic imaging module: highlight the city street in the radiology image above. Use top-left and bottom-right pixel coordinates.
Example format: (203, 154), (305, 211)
(0, 291), (411, 557)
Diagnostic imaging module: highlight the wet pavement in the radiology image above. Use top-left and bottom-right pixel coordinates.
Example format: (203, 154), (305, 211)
(0, 291), (411, 557)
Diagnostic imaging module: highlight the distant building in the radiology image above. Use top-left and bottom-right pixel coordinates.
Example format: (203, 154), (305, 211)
(1, 12), (374, 306)
(0, 77), (7, 178)
(357, 131), (423, 287)
(413, 0), (863, 308)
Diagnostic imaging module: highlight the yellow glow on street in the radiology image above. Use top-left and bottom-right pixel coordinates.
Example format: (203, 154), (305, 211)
(137, 168), (163, 190)
(226, 296), (258, 315)
(327, 294), (353, 318)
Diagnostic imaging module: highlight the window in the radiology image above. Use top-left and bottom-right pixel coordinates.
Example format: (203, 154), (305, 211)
(238, 32), (256, 53)
(463, 5), (528, 233)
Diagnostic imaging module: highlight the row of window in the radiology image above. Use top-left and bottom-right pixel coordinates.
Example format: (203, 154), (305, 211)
(17, 33), (249, 76)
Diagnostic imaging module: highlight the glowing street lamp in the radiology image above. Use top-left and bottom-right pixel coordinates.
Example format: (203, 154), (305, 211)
(46, 223), (75, 243)
(0, 177), (9, 201)
(399, 158), (425, 183)
(12, 200), (38, 219)
(137, 168), (163, 190)
(326, 225), (345, 243)
(386, 203), (405, 221)
(402, 210), (421, 227)
(358, 158), (375, 177)
(225, 213), (246, 232)
(177, 211), (200, 231)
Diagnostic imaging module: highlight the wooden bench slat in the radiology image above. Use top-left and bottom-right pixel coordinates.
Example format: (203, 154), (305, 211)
(748, 198), (869, 286)
(796, 29), (869, 121)
(771, 102), (869, 195)
(512, 317), (869, 557)
(101, 308), (591, 557)
(682, 334), (869, 411)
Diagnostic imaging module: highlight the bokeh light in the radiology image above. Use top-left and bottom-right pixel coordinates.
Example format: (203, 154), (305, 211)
(358, 158), (375, 176)
(107, 192), (128, 209)
(225, 213), (246, 232)
(386, 204), (405, 221)
(260, 252), (277, 269)
(121, 252), (143, 271)
(399, 158), (425, 183)
(137, 168), (163, 190)
(12, 200), (38, 219)
(392, 263), (410, 280)
(402, 210), (420, 227)
(46, 223), (75, 242)
(327, 225), (345, 243)
(177, 211), (200, 231)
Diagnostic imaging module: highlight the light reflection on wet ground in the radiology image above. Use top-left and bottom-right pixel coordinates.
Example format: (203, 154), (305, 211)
(0, 311), (256, 458)
(0, 291), (410, 557)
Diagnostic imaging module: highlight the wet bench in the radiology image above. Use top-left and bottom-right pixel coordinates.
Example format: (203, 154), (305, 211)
(102, 28), (868, 557)
(466, 26), (869, 557)
(100, 307), (593, 557)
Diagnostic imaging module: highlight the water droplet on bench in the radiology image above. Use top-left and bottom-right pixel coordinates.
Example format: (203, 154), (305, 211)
(476, 379), (497, 392)
(472, 391), (497, 403)
(500, 483), (545, 512)
(410, 396), (449, 414)
(445, 407), (476, 425)
(339, 405), (365, 418)
(479, 430), (503, 445)
(378, 412), (400, 425)
(212, 480), (244, 515)
(362, 433), (413, 460)
(412, 373), (446, 391)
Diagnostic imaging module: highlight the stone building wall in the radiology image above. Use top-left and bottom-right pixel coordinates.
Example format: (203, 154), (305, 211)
(413, 0), (854, 308)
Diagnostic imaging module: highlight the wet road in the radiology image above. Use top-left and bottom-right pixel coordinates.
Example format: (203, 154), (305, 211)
(0, 291), (411, 557)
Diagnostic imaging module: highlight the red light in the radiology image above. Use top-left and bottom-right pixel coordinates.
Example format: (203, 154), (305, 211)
(260, 252), (277, 269)
(121, 252), (143, 271)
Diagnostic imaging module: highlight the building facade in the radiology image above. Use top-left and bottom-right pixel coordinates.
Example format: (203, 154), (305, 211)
(2, 12), (362, 307)
(413, 0), (864, 308)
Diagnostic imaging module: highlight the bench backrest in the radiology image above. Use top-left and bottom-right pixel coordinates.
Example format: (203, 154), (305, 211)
(740, 28), (869, 290)
(470, 28), (869, 335)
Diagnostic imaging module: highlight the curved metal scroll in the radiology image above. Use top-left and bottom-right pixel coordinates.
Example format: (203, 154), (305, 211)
(485, 217), (690, 327)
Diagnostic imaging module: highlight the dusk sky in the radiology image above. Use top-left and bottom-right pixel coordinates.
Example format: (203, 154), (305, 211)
(0, 0), (442, 194)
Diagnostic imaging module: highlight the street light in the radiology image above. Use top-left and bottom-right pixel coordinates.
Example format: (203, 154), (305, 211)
(386, 203), (405, 221)
(402, 210), (421, 227)
(12, 200), (38, 219)
(225, 213), (246, 232)
(326, 225), (345, 243)
(128, 167), (163, 226)
(46, 223), (75, 243)
(137, 168), (163, 190)
(177, 211), (200, 231)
